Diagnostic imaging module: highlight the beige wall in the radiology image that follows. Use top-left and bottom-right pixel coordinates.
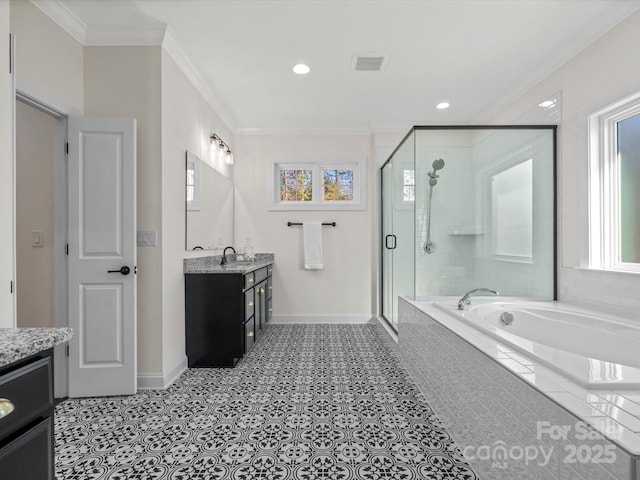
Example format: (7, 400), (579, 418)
(15, 100), (54, 327)
(160, 50), (234, 372)
(0, 0), (14, 326)
(490, 9), (640, 316)
(10, 0), (83, 113)
(491, 9), (640, 268)
(84, 46), (163, 375)
(234, 134), (374, 320)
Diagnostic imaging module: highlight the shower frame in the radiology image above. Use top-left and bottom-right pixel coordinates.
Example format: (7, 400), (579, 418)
(380, 125), (558, 332)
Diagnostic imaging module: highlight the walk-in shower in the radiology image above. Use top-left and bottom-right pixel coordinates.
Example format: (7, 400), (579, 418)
(424, 158), (445, 254)
(381, 126), (556, 331)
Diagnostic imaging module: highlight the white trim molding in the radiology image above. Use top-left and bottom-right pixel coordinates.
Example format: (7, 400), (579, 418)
(137, 355), (188, 390)
(30, 0), (87, 45)
(270, 314), (373, 324)
(162, 28), (238, 133)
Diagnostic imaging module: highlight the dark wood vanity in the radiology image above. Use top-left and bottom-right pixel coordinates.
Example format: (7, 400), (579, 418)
(184, 255), (273, 367)
(0, 328), (71, 480)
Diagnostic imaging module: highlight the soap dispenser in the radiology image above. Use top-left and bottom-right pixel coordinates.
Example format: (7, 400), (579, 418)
(243, 236), (256, 262)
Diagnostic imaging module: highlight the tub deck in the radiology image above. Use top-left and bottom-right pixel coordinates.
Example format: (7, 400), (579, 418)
(405, 297), (640, 456)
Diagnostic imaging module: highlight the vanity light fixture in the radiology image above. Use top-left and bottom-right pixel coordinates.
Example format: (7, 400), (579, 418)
(209, 133), (234, 165)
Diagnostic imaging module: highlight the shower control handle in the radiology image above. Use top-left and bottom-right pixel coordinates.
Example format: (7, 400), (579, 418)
(385, 234), (397, 250)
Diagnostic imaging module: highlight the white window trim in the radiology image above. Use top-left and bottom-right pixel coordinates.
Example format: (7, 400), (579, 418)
(268, 156), (367, 211)
(588, 90), (640, 273)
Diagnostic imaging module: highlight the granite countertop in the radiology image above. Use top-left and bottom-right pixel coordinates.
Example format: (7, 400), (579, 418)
(184, 253), (274, 274)
(0, 327), (73, 368)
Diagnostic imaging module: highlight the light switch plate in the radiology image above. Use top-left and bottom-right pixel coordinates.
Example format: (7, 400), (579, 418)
(137, 230), (157, 246)
(32, 229), (43, 247)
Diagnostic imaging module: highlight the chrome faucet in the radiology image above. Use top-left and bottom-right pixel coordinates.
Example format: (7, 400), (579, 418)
(457, 288), (499, 310)
(220, 246), (236, 265)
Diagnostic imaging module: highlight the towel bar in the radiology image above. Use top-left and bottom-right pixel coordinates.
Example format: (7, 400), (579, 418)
(287, 222), (336, 227)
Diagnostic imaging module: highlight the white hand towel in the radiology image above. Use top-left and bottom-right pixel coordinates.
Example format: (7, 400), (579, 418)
(303, 222), (324, 270)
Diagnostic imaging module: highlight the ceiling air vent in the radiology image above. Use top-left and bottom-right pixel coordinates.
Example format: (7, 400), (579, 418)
(353, 53), (388, 71)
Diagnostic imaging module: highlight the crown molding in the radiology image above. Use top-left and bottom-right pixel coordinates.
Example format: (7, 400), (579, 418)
(161, 27), (238, 133)
(235, 126), (374, 136)
(30, 0), (87, 44)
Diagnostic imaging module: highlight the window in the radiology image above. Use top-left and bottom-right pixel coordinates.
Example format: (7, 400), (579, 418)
(280, 168), (312, 201)
(491, 159), (533, 260)
(186, 152), (200, 211)
(323, 168), (354, 201)
(588, 92), (640, 271)
(269, 157), (366, 210)
(403, 169), (415, 202)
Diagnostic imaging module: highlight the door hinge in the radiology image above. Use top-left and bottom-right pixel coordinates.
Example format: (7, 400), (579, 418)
(65, 142), (69, 155)
(66, 345), (69, 357)
(9, 34), (14, 74)
(66, 243), (69, 255)
(9, 281), (13, 294)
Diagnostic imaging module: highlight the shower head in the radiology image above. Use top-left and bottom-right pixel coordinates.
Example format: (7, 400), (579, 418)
(432, 158), (445, 171)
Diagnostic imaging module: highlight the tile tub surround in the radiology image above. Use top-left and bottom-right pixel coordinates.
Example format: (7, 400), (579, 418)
(0, 327), (72, 367)
(54, 324), (478, 480)
(183, 253), (274, 274)
(398, 297), (638, 480)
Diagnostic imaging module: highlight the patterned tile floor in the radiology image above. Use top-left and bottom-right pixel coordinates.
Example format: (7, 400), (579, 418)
(55, 324), (478, 479)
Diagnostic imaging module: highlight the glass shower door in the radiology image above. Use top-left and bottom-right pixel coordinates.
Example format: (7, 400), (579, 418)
(381, 161), (395, 328)
(381, 132), (415, 331)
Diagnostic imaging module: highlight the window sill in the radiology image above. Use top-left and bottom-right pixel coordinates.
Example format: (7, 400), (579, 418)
(572, 266), (640, 276)
(268, 202), (366, 212)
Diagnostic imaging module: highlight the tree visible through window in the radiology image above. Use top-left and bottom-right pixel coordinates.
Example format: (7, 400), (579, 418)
(280, 169), (312, 201)
(323, 169), (354, 201)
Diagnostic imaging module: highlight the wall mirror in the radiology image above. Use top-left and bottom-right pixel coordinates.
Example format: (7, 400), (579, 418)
(185, 151), (234, 250)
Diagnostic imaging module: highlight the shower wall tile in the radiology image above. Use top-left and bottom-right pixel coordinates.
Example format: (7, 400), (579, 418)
(559, 267), (640, 324)
(396, 298), (635, 480)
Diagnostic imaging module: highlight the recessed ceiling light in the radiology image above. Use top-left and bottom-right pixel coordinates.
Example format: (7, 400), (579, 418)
(539, 100), (555, 108)
(293, 63), (310, 75)
(436, 102), (450, 110)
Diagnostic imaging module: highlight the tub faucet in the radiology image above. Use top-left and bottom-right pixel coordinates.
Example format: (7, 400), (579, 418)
(220, 246), (236, 265)
(457, 288), (499, 310)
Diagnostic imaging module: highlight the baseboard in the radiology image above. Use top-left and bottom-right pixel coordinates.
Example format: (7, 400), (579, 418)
(270, 314), (373, 324)
(137, 355), (188, 390)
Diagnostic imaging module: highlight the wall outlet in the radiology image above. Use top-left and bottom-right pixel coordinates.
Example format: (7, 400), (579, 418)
(137, 230), (157, 246)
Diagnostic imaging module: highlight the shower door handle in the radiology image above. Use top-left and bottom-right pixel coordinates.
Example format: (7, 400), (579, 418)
(385, 234), (397, 250)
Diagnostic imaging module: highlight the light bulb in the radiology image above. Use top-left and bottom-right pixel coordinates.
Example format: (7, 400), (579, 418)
(225, 150), (234, 165)
(217, 141), (226, 162)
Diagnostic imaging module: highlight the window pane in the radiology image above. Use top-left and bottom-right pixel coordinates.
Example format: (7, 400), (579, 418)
(403, 169), (415, 202)
(323, 168), (354, 201)
(491, 159), (533, 257)
(186, 185), (194, 203)
(403, 185), (415, 202)
(618, 113), (640, 263)
(280, 169), (312, 201)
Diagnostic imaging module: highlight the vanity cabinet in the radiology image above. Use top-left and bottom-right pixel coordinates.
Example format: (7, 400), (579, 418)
(0, 349), (54, 480)
(185, 263), (273, 367)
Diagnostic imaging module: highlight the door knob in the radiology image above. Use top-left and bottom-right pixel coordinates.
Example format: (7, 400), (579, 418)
(108, 266), (131, 275)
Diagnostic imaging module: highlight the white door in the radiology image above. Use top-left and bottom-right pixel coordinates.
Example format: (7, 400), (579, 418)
(67, 116), (137, 398)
